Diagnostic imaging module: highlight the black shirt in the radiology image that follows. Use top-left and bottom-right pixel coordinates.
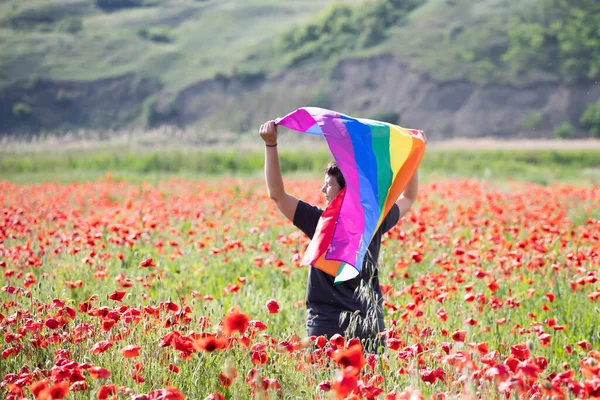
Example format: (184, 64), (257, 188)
(293, 200), (400, 335)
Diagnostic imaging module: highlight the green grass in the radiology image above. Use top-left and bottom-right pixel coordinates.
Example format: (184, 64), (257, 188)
(2, 148), (599, 185)
(0, 0), (359, 89)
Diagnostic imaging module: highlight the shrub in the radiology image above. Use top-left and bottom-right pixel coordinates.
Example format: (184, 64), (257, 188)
(213, 72), (230, 84)
(475, 58), (496, 82)
(56, 89), (76, 104)
(149, 32), (171, 43)
(136, 27), (149, 39)
(137, 27), (172, 43)
(95, 0), (144, 11)
(522, 111), (543, 130)
(278, 0), (424, 65)
(503, 0), (600, 81)
(580, 99), (600, 138)
(553, 122), (574, 139)
(13, 103), (33, 118)
(142, 95), (175, 127)
(54, 17), (83, 34)
(232, 69), (265, 85)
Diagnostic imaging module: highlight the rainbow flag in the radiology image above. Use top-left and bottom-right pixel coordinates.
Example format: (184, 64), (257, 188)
(276, 107), (426, 283)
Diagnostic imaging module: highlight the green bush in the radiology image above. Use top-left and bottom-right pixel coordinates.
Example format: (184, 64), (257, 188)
(503, 0), (600, 81)
(232, 69), (266, 85)
(141, 95), (176, 127)
(95, 0), (149, 11)
(580, 99), (600, 137)
(54, 17), (83, 34)
(278, 0), (424, 65)
(56, 89), (77, 104)
(553, 122), (574, 139)
(137, 27), (172, 43)
(522, 111), (543, 130)
(212, 69), (266, 86)
(13, 103), (32, 118)
(475, 58), (496, 82)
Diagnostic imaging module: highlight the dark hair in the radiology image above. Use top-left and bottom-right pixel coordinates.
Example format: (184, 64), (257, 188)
(326, 161), (345, 189)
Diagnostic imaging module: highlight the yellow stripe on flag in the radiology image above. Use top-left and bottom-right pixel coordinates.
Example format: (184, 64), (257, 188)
(374, 126), (414, 228)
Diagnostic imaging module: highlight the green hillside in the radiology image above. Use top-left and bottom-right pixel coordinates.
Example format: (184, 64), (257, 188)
(1, 0), (599, 136)
(0, 0), (358, 89)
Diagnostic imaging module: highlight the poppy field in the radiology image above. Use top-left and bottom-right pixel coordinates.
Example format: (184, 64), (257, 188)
(1, 175), (599, 399)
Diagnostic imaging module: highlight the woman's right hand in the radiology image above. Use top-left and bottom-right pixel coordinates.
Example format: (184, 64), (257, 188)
(259, 120), (278, 146)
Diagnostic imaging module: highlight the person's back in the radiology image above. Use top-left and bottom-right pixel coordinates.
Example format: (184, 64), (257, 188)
(293, 197), (399, 346)
(258, 119), (424, 352)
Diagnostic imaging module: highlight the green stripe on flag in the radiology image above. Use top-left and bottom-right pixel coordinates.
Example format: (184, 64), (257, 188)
(369, 124), (392, 214)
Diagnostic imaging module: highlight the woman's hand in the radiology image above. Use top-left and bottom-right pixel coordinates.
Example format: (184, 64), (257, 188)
(259, 121), (278, 146)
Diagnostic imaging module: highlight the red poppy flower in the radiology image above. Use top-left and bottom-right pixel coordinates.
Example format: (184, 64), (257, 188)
(332, 343), (366, 374)
(139, 258), (156, 268)
(108, 290), (126, 302)
(251, 350), (268, 365)
(29, 380), (49, 398)
(38, 382), (69, 400)
(315, 335), (327, 348)
(249, 320), (268, 331)
(577, 340), (592, 350)
(516, 360), (541, 379)
(97, 384), (117, 400)
(121, 344), (141, 358)
(510, 343), (530, 360)
(204, 392), (225, 400)
(266, 299), (280, 314)
(420, 368), (445, 384)
(332, 368), (358, 399)
(451, 330), (466, 342)
(69, 381), (88, 392)
(219, 373), (233, 387)
(317, 380), (332, 392)
(45, 318), (59, 330)
(91, 340), (113, 354)
(88, 366), (111, 379)
(195, 336), (227, 352)
(222, 308), (250, 336)
(147, 387), (185, 400)
(329, 334), (345, 349)
(484, 364), (510, 382)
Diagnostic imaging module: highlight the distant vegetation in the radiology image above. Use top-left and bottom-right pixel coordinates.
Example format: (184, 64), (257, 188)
(279, 0), (424, 65)
(1, 0), (599, 136)
(277, 0), (600, 84)
(137, 27), (173, 44)
(95, 0), (160, 12)
(2, 148), (599, 185)
(503, 0), (600, 82)
(553, 122), (574, 139)
(581, 100), (600, 138)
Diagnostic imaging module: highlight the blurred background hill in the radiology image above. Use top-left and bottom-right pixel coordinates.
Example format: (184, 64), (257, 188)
(1, 0), (599, 139)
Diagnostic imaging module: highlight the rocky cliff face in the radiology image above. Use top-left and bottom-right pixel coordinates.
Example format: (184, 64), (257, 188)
(328, 54), (600, 138)
(1, 53), (598, 138)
